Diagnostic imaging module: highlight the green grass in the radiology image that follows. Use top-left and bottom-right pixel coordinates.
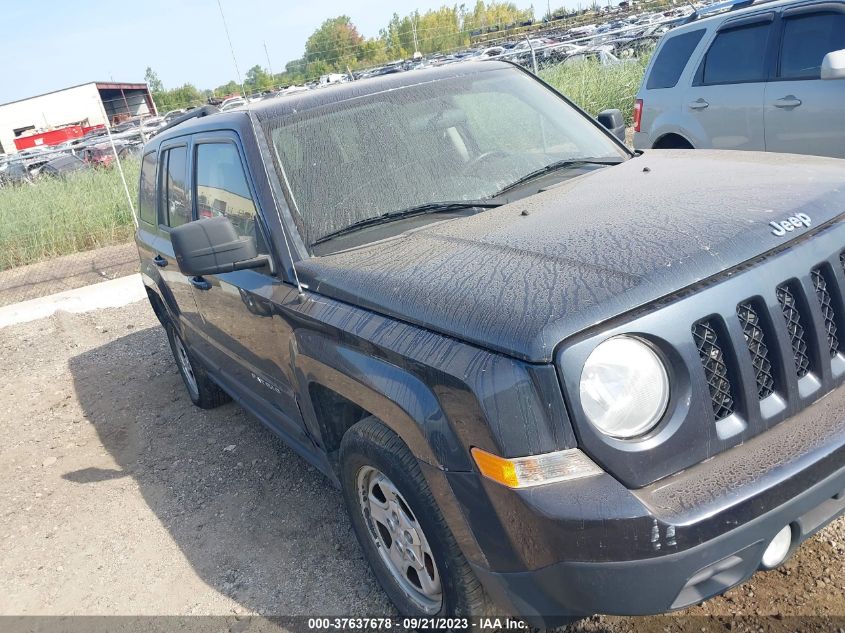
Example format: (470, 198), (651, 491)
(540, 56), (650, 124)
(0, 160), (139, 271)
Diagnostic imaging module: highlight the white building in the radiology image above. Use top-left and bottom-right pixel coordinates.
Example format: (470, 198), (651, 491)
(0, 81), (156, 155)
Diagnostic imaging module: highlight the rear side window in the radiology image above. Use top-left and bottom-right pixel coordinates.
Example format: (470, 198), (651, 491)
(159, 146), (189, 228)
(780, 12), (845, 79)
(138, 151), (157, 225)
(194, 142), (265, 251)
(646, 29), (705, 89)
(702, 22), (772, 84)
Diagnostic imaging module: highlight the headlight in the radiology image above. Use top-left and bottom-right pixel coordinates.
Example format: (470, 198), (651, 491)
(579, 336), (669, 439)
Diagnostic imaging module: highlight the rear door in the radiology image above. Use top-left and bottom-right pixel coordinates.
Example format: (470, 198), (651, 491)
(186, 132), (308, 445)
(136, 149), (168, 295)
(155, 140), (204, 338)
(684, 14), (776, 150)
(764, 5), (845, 158)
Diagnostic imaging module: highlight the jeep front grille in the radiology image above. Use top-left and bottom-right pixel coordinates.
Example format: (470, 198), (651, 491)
(689, 258), (845, 422)
(737, 301), (775, 400)
(777, 282), (812, 378)
(811, 267), (839, 358)
(692, 319), (735, 420)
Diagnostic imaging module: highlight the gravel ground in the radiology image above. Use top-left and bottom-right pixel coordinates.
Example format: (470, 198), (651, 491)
(0, 299), (843, 632)
(0, 242), (137, 307)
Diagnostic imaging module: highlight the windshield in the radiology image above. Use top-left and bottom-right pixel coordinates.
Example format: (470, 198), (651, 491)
(266, 67), (626, 247)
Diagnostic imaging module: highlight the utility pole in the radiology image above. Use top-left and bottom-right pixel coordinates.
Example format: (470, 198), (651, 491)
(264, 41), (275, 88)
(217, 0), (245, 97)
(412, 14), (421, 58)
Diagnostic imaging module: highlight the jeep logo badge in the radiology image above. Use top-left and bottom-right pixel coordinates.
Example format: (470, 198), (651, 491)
(770, 213), (811, 236)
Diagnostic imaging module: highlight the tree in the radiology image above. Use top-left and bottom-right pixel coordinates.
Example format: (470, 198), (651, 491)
(213, 80), (242, 98)
(244, 65), (273, 93)
(154, 83), (204, 112)
(304, 16), (366, 73)
(144, 67), (163, 93)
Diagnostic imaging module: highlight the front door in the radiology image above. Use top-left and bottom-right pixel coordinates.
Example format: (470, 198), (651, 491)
(185, 135), (308, 445)
(764, 8), (845, 158)
(155, 141), (204, 340)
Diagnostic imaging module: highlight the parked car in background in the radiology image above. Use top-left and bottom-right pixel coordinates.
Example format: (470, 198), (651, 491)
(634, 0), (845, 157)
(219, 96), (248, 111)
(0, 157), (31, 187)
(140, 116), (167, 137)
(137, 61), (845, 626)
(163, 109), (187, 122)
(79, 141), (140, 168)
(39, 154), (88, 179)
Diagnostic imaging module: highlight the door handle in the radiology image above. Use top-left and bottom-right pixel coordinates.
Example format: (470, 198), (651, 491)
(189, 276), (211, 291)
(688, 98), (709, 110)
(774, 96), (802, 108)
(153, 255), (168, 267)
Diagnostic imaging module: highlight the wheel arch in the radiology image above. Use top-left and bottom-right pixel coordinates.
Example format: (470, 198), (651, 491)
(144, 285), (169, 327)
(652, 132), (695, 149)
(293, 331), (472, 473)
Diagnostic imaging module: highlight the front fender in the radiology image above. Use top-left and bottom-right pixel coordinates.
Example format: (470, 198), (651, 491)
(293, 328), (469, 471)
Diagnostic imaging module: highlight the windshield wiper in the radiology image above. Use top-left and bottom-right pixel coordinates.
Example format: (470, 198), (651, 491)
(312, 199), (504, 246)
(495, 158), (624, 196)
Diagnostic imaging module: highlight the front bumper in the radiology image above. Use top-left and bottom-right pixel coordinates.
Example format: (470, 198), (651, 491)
(444, 378), (845, 624)
(472, 464), (845, 625)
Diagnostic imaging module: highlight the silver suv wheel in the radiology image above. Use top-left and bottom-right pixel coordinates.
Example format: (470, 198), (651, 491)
(356, 465), (443, 613)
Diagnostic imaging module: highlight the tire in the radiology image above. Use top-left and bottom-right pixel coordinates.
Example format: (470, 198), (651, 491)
(653, 134), (694, 150)
(165, 322), (230, 409)
(340, 417), (491, 620)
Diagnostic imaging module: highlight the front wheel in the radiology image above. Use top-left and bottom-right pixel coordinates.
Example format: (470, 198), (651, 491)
(165, 322), (230, 409)
(340, 417), (491, 619)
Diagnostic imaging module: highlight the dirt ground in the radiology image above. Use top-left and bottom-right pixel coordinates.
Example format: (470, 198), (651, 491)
(0, 298), (843, 632)
(0, 242), (138, 307)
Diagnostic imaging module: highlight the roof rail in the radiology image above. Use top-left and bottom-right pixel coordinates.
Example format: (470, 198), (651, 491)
(683, 0), (780, 23)
(154, 105), (220, 137)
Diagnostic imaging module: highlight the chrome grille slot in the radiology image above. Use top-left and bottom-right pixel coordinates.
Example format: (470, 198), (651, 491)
(811, 267), (839, 358)
(737, 301), (775, 399)
(693, 319), (735, 420)
(776, 282), (811, 378)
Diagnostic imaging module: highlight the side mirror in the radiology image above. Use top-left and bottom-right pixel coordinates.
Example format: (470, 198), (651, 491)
(821, 49), (845, 80)
(597, 108), (626, 142)
(170, 215), (266, 276)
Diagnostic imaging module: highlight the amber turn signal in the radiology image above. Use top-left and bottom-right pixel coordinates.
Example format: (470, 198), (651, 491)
(470, 446), (602, 489)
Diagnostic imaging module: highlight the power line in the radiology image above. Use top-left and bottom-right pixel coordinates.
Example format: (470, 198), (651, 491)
(217, 0), (245, 97)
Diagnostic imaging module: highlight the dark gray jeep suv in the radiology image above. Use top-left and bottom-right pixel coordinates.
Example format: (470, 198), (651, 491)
(136, 61), (845, 625)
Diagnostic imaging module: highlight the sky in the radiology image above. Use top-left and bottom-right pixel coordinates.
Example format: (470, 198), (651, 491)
(0, 0), (560, 104)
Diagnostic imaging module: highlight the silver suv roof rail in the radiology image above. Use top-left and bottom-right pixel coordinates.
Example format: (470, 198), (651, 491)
(683, 0), (780, 23)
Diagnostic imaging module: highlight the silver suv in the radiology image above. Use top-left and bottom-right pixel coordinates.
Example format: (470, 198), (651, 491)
(633, 0), (845, 158)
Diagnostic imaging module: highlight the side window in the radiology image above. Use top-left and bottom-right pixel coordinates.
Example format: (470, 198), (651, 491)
(159, 146), (189, 228)
(194, 142), (265, 252)
(701, 22), (772, 85)
(780, 12), (845, 80)
(647, 29), (706, 89)
(138, 151), (157, 225)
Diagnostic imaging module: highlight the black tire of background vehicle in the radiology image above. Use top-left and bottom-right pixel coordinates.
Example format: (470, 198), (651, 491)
(340, 416), (493, 623)
(165, 322), (231, 409)
(653, 133), (694, 149)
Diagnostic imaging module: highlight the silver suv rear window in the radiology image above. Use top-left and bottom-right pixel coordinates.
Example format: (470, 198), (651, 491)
(646, 29), (705, 89)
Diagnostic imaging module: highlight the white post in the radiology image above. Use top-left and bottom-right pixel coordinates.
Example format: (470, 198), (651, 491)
(526, 36), (538, 74)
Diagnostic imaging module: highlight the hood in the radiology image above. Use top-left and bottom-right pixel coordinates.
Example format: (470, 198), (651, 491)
(296, 150), (845, 362)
